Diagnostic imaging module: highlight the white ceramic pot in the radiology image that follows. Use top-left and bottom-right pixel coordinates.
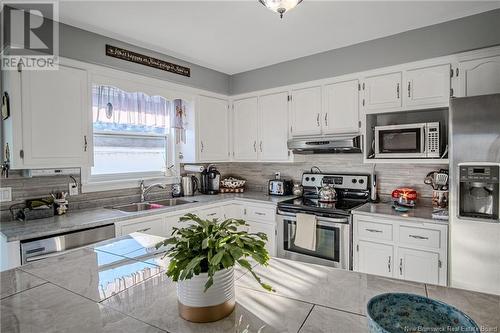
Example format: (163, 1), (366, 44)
(177, 267), (235, 322)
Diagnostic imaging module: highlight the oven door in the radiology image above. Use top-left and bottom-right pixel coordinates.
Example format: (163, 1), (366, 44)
(375, 124), (426, 158)
(277, 212), (350, 269)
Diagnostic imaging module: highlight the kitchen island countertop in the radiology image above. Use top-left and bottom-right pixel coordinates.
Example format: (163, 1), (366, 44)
(1, 233), (498, 333)
(0, 191), (296, 242)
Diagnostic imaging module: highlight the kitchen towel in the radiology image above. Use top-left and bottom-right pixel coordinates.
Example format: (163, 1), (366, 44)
(294, 213), (317, 251)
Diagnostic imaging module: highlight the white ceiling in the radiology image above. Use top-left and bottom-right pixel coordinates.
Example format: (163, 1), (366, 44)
(58, 1), (500, 74)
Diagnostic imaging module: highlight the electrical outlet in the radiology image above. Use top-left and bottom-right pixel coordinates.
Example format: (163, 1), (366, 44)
(0, 187), (12, 202)
(69, 183), (79, 196)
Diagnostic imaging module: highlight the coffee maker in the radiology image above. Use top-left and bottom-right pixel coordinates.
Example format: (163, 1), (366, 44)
(458, 163), (499, 221)
(200, 164), (221, 195)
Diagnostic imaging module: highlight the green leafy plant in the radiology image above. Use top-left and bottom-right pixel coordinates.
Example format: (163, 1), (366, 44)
(155, 213), (273, 292)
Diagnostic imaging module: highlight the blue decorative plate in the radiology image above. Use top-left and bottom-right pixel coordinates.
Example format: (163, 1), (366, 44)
(367, 293), (479, 333)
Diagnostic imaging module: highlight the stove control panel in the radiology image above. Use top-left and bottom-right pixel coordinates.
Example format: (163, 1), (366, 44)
(301, 173), (369, 191)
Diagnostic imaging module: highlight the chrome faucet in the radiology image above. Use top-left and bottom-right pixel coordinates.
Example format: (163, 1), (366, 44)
(140, 181), (167, 202)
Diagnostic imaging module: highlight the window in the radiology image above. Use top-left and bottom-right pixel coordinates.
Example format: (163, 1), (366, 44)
(90, 85), (171, 182)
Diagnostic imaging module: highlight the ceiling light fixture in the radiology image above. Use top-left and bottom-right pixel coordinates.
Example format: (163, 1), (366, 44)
(259, 0), (303, 19)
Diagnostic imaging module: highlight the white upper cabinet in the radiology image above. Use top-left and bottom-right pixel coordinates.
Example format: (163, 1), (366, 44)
(197, 96), (230, 162)
(233, 97), (259, 161)
(458, 55), (500, 97)
(19, 64), (90, 168)
(290, 86), (322, 136)
(322, 79), (360, 135)
(363, 72), (402, 112)
(404, 64), (451, 108)
(259, 92), (289, 161)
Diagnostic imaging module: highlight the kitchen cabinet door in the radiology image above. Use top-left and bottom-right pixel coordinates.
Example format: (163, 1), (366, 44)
(259, 92), (289, 161)
(233, 97), (259, 161)
(458, 55), (500, 97)
(363, 72), (402, 112)
(322, 79), (360, 135)
(248, 220), (276, 257)
(20, 64), (89, 168)
(398, 247), (440, 285)
(404, 64), (451, 108)
(356, 240), (394, 278)
(198, 206), (225, 220)
(290, 86), (322, 136)
(197, 96), (230, 162)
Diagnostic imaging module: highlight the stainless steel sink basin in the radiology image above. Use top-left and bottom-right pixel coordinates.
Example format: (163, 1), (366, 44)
(112, 198), (195, 212)
(151, 198), (195, 206)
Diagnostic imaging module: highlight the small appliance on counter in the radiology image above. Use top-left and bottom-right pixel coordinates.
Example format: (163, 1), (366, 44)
(200, 164), (221, 195)
(391, 187), (418, 208)
(181, 175), (199, 196)
(269, 174), (293, 196)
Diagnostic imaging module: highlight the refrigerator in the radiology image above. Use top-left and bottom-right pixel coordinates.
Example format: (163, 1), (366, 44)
(449, 93), (500, 295)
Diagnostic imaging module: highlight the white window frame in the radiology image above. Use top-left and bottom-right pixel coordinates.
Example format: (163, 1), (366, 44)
(81, 71), (191, 193)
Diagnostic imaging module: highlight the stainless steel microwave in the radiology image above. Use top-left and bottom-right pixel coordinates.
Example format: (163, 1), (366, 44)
(374, 122), (440, 158)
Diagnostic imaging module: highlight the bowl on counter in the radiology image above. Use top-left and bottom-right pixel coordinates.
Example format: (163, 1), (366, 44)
(220, 177), (246, 189)
(367, 293), (479, 333)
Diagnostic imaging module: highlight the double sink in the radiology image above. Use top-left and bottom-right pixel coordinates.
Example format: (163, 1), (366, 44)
(112, 198), (196, 212)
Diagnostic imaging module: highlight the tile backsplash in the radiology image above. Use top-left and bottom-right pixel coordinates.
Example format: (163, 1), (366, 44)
(185, 154), (447, 201)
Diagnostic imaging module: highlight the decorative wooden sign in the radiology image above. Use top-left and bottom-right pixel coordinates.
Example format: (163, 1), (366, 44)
(105, 45), (190, 77)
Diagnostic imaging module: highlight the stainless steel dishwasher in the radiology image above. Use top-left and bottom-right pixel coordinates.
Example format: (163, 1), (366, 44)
(20, 224), (115, 264)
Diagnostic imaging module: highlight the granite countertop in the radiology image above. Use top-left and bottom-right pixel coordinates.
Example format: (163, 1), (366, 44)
(353, 201), (449, 224)
(1, 233), (498, 333)
(0, 192), (296, 242)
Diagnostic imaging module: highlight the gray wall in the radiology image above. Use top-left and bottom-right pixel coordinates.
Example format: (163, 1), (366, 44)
(230, 9), (500, 95)
(59, 23), (230, 95)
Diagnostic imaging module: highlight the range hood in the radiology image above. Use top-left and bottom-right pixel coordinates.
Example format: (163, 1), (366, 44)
(287, 135), (362, 154)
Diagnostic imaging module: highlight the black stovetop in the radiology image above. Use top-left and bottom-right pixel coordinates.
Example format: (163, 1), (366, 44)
(278, 195), (368, 217)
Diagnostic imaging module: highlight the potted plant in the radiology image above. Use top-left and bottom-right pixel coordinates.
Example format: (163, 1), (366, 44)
(155, 213), (273, 323)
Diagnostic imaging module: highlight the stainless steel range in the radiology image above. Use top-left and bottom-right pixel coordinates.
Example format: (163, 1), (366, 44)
(277, 172), (373, 270)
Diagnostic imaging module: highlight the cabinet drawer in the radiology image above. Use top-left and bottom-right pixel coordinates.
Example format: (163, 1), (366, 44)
(399, 226), (441, 249)
(120, 218), (164, 237)
(357, 220), (393, 242)
(198, 206), (224, 220)
(244, 205), (276, 223)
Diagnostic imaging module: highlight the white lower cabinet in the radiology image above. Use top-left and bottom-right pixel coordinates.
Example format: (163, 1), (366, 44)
(397, 247), (440, 285)
(353, 213), (447, 286)
(356, 240), (394, 278)
(197, 205), (225, 220)
(248, 220), (276, 257)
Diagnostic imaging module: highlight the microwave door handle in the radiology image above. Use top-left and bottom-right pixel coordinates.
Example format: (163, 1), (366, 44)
(422, 126), (426, 157)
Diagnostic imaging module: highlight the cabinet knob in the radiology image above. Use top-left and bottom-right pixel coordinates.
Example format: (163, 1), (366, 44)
(316, 113), (320, 127)
(324, 113), (328, 126)
(388, 256), (391, 273)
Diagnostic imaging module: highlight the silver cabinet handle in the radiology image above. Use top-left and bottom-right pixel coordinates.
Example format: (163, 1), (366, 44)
(316, 113), (320, 127)
(399, 258), (403, 275)
(259, 141), (263, 152)
(324, 113), (328, 126)
(409, 234), (429, 240)
(137, 227), (151, 233)
(243, 208), (247, 215)
(253, 141), (257, 152)
(207, 212), (217, 216)
(84, 135), (88, 152)
(255, 212), (265, 216)
(200, 141), (204, 152)
(396, 83), (400, 99)
(365, 228), (382, 233)
(388, 256), (391, 273)
(407, 81), (411, 98)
